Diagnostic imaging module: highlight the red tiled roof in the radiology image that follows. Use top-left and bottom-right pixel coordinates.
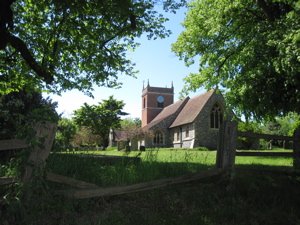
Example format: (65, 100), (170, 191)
(169, 89), (215, 128)
(142, 97), (189, 130)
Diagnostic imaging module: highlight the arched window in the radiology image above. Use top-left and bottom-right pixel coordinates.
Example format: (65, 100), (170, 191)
(210, 103), (223, 129)
(153, 130), (164, 144)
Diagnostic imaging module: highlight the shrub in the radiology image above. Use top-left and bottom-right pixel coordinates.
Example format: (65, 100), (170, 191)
(194, 146), (209, 151)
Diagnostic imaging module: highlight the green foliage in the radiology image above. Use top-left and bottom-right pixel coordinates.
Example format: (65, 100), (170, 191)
(194, 146), (209, 151)
(262, 112), (300, 146)
(121, 117), (142, 128)
(0, 89), (58, 140)
(172, 0), (300, 120)
(1, 0), (186, 95)
(238, 121), (261, 149)
(73, 96), (128, 146)
(54, 118), (77, 150)
(70, 126), (102, 146)
(290, 120), (300, 136)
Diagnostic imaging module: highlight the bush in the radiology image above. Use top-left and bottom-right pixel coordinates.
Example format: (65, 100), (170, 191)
(194, 146), (209, 151)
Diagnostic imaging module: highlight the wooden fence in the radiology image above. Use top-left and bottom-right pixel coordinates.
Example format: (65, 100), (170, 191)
(2, 119), (299, 200)
(216, 120), (300, 178)
(1, 121), (226, 200)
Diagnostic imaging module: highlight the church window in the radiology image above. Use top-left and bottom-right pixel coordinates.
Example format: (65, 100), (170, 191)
(143, 98), (146, 108)
(153, 130), (164, 144)
(210, 103), (223, 129)
(186, 125), (189, 138)
(172, 129), (175, 141)
(176, 128), (180, 141)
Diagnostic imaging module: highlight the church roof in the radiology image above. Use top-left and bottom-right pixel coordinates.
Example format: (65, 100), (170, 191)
(142, 97), (189, 130)
(169, 89), (216, 128)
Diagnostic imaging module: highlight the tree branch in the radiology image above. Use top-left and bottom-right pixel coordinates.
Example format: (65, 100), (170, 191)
(256, 0), (274, 23)
(8, 34), (54, 84)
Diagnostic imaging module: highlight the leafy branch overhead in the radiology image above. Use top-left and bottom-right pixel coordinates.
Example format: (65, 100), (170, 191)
(0, 0), (185, 95)
(172, 0), (300, 120)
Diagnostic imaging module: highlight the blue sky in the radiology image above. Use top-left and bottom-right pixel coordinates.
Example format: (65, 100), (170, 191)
(47, 6), (205, 119)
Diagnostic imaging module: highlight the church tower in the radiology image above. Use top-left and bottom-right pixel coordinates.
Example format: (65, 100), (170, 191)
(142, 81), (174, 127)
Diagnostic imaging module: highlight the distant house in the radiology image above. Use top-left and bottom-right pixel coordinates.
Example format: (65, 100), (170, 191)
(108, 82), (234, 150)
(140, 82), (234, 150)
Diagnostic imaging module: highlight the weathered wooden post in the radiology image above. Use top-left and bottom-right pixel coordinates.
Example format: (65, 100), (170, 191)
(293, 129), (300, 171)
(22, 121), (57, 185)
(216, 120), (238, 179)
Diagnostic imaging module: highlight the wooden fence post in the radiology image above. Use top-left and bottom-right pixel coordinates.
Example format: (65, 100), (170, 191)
(293, 129), (300, 171)
(22, 121), (57, 185)
(216, 120), (238, 179)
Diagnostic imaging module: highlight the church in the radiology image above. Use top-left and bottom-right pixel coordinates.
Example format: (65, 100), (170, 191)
(109, 82), (234, 150)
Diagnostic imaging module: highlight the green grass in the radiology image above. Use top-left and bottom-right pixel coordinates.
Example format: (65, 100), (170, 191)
(46, 149), (217, 187)
(2, 148), (300, 225)
(46, 148), (294, 187)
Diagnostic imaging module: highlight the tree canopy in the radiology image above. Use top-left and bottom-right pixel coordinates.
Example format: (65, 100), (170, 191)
(1, 0), (185, 95)
(120, 117), (142, 128)
(172, 0), (300, 120)
(0, 90), (58, 140)
(72, 96), (128, 146)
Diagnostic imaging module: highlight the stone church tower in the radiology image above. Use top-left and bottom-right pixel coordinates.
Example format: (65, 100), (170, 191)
(142, 81), (174, 127)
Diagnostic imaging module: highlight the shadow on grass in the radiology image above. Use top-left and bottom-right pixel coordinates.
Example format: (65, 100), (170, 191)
(46, 152), (215, 189)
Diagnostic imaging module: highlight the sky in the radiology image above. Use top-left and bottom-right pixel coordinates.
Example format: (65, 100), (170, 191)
(47, 5), (204, 119)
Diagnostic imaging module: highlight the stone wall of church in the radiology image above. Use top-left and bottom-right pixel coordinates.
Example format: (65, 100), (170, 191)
(193, 91), (234, 150)
(172, 123), (195, 148)
(144, 114), (178, 148)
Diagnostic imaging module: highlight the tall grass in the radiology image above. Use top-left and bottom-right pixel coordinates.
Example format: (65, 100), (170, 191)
(46, 148), (294, 188)
(2, 148), (299, 225)
(46, 149), (216, 187)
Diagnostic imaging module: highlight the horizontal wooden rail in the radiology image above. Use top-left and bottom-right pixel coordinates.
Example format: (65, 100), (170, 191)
(237, 131), (295, 141)
(0, 139), (30, 151)
(0, 177), (17, 186)
(46, 172), (100, 189)
(236, 151), (293, 157)
(54, 169), (226, 199)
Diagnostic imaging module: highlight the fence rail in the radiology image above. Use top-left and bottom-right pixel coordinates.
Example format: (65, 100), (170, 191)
(217, 120), (300, 177)
(1, 121), (226, 200)
(237, 131), (297, 141)
(0, 139), (30, 151)
(53, 169), (225, 199)
(235, 151), (293, 157)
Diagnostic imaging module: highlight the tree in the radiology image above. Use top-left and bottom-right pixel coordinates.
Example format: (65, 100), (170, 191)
(73, 96), (128, 146)
(238, 121), (261, 149)
(1, 0), (185, 95)
(123, 126), (154, 143)
(0, 90), (58, 164)
(54, 118), (77, 150)
(172, 0), (300, 121)
(71, 126), (102, 147)
(0, 89), (58, 140)
(120, 117), (142, 128)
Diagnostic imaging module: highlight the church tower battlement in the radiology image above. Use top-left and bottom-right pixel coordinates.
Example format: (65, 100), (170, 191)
(142, 80), (174, 127)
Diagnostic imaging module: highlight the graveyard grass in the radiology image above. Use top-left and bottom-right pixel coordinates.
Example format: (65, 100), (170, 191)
(2, 148), (300, 224)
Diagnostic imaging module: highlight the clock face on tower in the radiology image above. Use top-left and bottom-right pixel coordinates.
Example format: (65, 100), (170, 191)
(157, 96), (164, 103)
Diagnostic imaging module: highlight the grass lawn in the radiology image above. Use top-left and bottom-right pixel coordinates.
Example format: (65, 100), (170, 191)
(2, 148), (299, 225)
(46, 148), (294, 187)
